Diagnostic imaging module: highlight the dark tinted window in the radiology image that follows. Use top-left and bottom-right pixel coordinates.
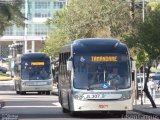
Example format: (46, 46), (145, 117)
(21, 54), (51, 80)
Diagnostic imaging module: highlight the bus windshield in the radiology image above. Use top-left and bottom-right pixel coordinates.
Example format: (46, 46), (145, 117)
(21, 59), (52, 80)
(73, 54), (131, 90)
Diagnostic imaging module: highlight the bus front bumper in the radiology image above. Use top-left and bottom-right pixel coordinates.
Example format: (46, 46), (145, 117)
(72, 98), (133, 111)
(21, 85), (53, 92)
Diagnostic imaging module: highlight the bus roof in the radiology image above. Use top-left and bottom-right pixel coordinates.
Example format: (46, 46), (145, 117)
(21, 52), (50, 60)
(60, 38), (128, 54)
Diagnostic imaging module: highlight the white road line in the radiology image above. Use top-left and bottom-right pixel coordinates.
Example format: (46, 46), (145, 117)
(52, 102), (61, 107)
(2, 105), (61, 108)
(3, 100), (57, 102)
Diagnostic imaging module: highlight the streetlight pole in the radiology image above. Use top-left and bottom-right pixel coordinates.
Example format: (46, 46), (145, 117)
(24, 0), (28, 53)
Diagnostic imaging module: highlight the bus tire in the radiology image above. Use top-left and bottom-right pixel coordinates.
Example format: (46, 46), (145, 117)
(46, 91), (50, 95)
(16, 91), (20, 94)
(38, 91), (42, 94)
(20, 91), (26, 95)
(62, 107), (69, 113)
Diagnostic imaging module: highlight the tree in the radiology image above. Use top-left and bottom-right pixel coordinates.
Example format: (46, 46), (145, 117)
(0, 0), (25, 35)
(128, 3), (160, 108)
(46, 0), (132, 58)
(44, 29), (69, 59)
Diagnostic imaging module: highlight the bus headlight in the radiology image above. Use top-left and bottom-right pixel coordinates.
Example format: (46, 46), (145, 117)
(73, 91), (85, 100)
(121, 91), (132, 100)
(47, 81), (52, 85)
(73, 94), (84, 100)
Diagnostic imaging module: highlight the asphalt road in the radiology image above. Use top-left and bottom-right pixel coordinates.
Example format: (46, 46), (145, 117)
(0, 80), (156, 120)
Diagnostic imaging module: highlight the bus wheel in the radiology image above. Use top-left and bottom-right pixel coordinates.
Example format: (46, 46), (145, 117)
(16, 91), (20, 94)
(41, 91), (45, 94)
(20, 91), (26, 95)
(46, 91), (50, 95)
(62, 107), (69, 113)
(38, 91), (42, 95)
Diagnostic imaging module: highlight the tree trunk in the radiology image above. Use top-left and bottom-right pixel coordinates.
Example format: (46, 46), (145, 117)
(143, 64), (157, 108)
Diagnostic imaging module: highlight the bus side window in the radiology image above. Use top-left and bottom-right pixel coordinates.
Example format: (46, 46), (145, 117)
(67, 57), (72, 71)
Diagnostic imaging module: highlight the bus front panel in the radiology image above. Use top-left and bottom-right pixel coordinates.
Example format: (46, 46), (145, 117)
(69, 54), (132, 112)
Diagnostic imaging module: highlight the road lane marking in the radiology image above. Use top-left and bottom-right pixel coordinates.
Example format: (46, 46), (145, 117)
(2, 105), (61, 108)
(52, 102), (61, 107)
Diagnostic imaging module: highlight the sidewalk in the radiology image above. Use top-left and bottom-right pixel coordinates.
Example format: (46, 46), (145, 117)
(133, 96), (160, 117)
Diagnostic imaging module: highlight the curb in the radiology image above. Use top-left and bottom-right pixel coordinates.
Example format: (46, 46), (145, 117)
(133, 108), (160, 118)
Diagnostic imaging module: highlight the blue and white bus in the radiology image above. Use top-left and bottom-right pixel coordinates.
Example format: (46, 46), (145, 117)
(58, 38), (134, 116)
(14, 52), (53, 95)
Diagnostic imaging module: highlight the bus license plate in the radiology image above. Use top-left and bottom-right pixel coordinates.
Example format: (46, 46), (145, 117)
(36, 82), (47, 85)
(84, 94), (103, 99)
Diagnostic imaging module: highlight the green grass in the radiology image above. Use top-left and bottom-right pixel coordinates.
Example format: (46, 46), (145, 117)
(0, 72), (10, 77)
(0, 72), (11, 80)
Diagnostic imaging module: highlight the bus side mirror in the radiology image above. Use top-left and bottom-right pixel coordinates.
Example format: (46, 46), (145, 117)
(67, 60), (72, 71)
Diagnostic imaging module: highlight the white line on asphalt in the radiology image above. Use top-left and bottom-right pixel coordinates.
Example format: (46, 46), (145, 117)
(52, 102), (61, 107)
(2, 105), (61, 108)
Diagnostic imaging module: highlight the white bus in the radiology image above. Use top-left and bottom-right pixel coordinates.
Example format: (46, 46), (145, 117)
(58, 38), (134, 116)
(14, 52), (53, 95)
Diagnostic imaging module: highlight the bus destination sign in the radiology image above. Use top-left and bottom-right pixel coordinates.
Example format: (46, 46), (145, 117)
(91, 56), (117, 62)
(31, 62), (45, 66)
